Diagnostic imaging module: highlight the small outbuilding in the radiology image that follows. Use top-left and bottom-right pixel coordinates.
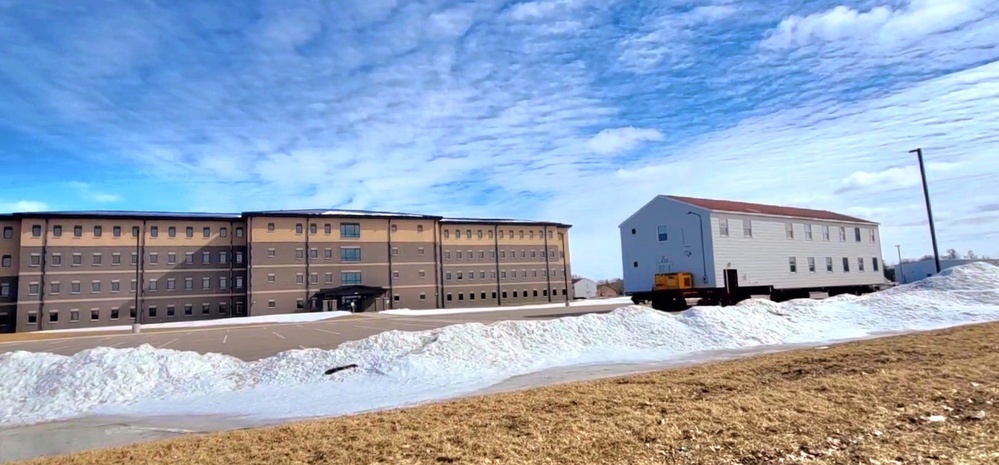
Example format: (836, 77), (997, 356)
(572, 277), (597, 299)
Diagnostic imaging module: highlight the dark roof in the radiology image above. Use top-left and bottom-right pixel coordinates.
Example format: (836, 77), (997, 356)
(242, 209), (442, 220)
(12, 210), (242, 221)
(441, 217), (572, 228)
(667, 195), (877, 224)
(314, 285), (388, 298)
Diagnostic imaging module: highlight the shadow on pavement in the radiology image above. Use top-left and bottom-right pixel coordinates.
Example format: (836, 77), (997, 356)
(522, 310), (615, 319)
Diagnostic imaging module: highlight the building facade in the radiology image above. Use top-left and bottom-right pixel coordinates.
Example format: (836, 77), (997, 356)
(620, 195), (886, 295)
(0, 209), (572, 332)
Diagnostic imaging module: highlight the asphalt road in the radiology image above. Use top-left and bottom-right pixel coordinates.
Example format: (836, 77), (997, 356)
(0, 302), (629, 361)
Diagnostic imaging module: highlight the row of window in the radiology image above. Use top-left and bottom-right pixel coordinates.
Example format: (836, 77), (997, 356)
(443, 228), (559, 241)
(270, 271), (366, 285)
(20, 224), (244, 239)
(280, 246), (417, 261)
(710, 218), (877, 243)
(788, 256), (881, 273)
(272, 222), (369, 238)
(24, 275), (245, 296)
(445, 269), (563, 281)
(24, 301), (244, 324)
(446, 288), (568, 302)
(13, 250), (245, 268)
(444, 248), (562, 261)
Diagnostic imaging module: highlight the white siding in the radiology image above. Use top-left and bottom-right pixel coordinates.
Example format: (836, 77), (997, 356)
(619, 196), (715, 294)
(573, 278), (598, 299)
(709, 212), (886, 289)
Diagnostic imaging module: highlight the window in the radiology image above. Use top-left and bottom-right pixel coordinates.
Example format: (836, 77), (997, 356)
(858, 257), (865, 272)
(148, 253), (158, 265)
(310, 248), (318, 259)
(132, 226), (140, 238)
(112, 253), (121, 265)
(32, 225), (41, 237)
(808, 257), (816, 273)
(839, 227), (847, 242)
(743, 220), (753, 237)
(418, 225), (424, 233)
(822, 225), (830, 241)
(74, 225), (82, 237)
(129, 280), (136, 292)
(420, 293), (426, 301)
(0, 283), (9, 297)
(392, 270), (400, 279)
(202, 251), (211, 264)
(267, 223), (275, 231)
(132, 252), (139, 265)
(235, 276), (243, 288)
(111, 280), (120, 292)
(27, 312), (37, 324)
(50, 282), (60, 294)
(718, 219), (729, 237)
(391, 247), (399, 256)
(657, 225), (668, 242)
(296, 248), (304, 259)
(786, 223), (794, 239)
(390, 224), (397, 233)
(49, 310), (59, 323)
(185, 304), (194, 315)
(1, 255), (10, 267)
(91, 309), (100, 321)
(204, 227), (211, 238)
(267, 273), (276, 283)
(113, 226), (121, 237)
(341, 247), (361, 262)
(130, 307), (137, 319)
(854, 227), (861, 242)
(869, 228), (876, 243)
(202, 303), (211, 315)
(455, 229), (462, 239)
(220, 251), (228, 264)
(324, 224), (332, 234)
(94, 226), (102, 237)
(295, 223), (304, 234)
(804, 224), (812, 240)
(418, 247), (425, 256)
(325, 272), (333, 283)
(148, 306), (157, 318)
(29, 283), (40, 295)
(446, 272), (452, 280)
(842, 257), (850, 272)
(267, 248), (276, 257)
(268, 300), (276, 308)
(220, 227), (228, 237)
(310, 223), (318, 234)
(419, 270), (426, 278)
(185, 252), (194, 264)
(203, 277), (211, 289)
(2, 226), (12, 239)
(219, 276), (228, 289)
(167, 306), (175, 317)
(186, 226), (195, 238)
(342, 272), (362, 285)
(236, 227), (244, 237)
(111, 308), (120, 320)
(150, 226), (158, 237)
(873, 257), (880, 271)
(185, 277), (194, 290)
(310, 273), (318, 284)
(30, 253), (40, 266)
(92, 253), (102, 265)
(91, 281), (101, 293)
(168, 226), (177, 238)
(235, 251), (243, 264)
(340, 223), (360, 238)
(72, 253), (82, 266)
(325, 248), (333, 259)
(219, 303), (228, 314)
(296, 273), (305, 285)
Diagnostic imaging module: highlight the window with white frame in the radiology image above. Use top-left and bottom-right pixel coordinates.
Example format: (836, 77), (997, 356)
(808, 257), (816, 272)
(788, 257), (797, 273)
(857, 257), (865, 272)
(786, 223), (794, 239)
(804, 224), (813, 240)
(718, 218), (729, 237)
(822, 225), (830, 241)
(743, 219), (753, 237)
(656, 225), (668, 242)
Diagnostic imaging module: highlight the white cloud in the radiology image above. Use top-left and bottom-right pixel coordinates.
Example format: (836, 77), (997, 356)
(586, 127), (664, 155)
(762, 0), (992, 50)
(0, 200), (48, 213)
(836, 161), (962, 193)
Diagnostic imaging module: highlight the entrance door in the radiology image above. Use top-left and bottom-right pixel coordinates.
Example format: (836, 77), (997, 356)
(723, 269), (739, 294)
(0, 308), (13, 333)
(325, 300), (334, 312)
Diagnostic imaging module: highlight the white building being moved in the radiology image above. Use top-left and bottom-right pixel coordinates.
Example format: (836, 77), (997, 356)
(619, 195), (887, 309)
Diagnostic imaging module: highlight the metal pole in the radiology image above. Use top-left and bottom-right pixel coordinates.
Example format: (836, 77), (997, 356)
(687, 211), (708, 283)
(910, 148), (941, 273)
(895, 244), (904, 283)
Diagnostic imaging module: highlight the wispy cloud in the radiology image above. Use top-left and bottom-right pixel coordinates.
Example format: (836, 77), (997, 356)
(68, 182), (121, 203)
(1, 0), (998, 279)
(0, 200), (48, 213)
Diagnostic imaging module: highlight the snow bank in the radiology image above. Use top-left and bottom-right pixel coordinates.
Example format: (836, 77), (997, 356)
(43, 311), (353, 334)
(382, 296), (633, 316)
(2, 263), (998, 427)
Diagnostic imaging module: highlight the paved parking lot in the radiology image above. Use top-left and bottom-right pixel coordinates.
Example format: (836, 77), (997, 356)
(0, 303), (627, 361)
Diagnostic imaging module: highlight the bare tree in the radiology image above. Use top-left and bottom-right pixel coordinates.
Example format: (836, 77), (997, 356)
(945, 248), (959, 259)
(966, 250), (978, 260)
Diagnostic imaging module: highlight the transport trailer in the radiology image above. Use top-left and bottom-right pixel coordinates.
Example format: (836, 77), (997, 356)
(627, 271), (883, 312)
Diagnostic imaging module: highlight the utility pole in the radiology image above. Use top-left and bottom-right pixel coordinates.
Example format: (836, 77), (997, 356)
(895, 244), (904, 283)
(910, 148), (941, 274)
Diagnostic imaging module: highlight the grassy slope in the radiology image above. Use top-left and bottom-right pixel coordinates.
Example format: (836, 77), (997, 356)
(20, 322), (999, 465)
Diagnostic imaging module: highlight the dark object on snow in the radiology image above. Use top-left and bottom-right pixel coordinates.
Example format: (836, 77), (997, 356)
(324, 364), (359, 375)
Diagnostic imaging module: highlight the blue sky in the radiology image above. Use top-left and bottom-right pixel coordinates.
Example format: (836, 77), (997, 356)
(1, 0), (998, 280)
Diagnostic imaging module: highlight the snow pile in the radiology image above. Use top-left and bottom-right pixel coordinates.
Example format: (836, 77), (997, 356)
(45, 311), (354, 334)
(2, 263), (999, 427)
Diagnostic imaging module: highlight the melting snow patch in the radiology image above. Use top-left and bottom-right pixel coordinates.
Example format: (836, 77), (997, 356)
(2, 263), (999, 427)
(42, 311), (353, 334)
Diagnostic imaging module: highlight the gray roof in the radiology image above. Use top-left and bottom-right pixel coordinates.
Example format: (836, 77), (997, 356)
(12, 210), (241, 221)
(441, 217), (572, 228)
(241, 209), (442, 219)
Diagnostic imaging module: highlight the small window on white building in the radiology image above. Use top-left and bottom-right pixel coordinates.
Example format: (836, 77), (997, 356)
(718, 219), (729, 237)
(872, 257), (880, 271)
(788, 257), (797, 273)
(804, 224), (813, 240)
(656, 225), (668, 242)
(822, 225), (830, 241)
(786, 223), (794, 240)
(742, 219), (753, 238)
(857, 257), (865, 272)
(807, 257), (816, 273)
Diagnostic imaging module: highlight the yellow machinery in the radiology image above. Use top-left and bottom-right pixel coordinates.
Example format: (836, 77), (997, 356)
(653, 272), (694, 291)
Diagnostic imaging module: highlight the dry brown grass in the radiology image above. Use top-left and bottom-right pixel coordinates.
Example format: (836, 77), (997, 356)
(20, 322), (999, 465)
